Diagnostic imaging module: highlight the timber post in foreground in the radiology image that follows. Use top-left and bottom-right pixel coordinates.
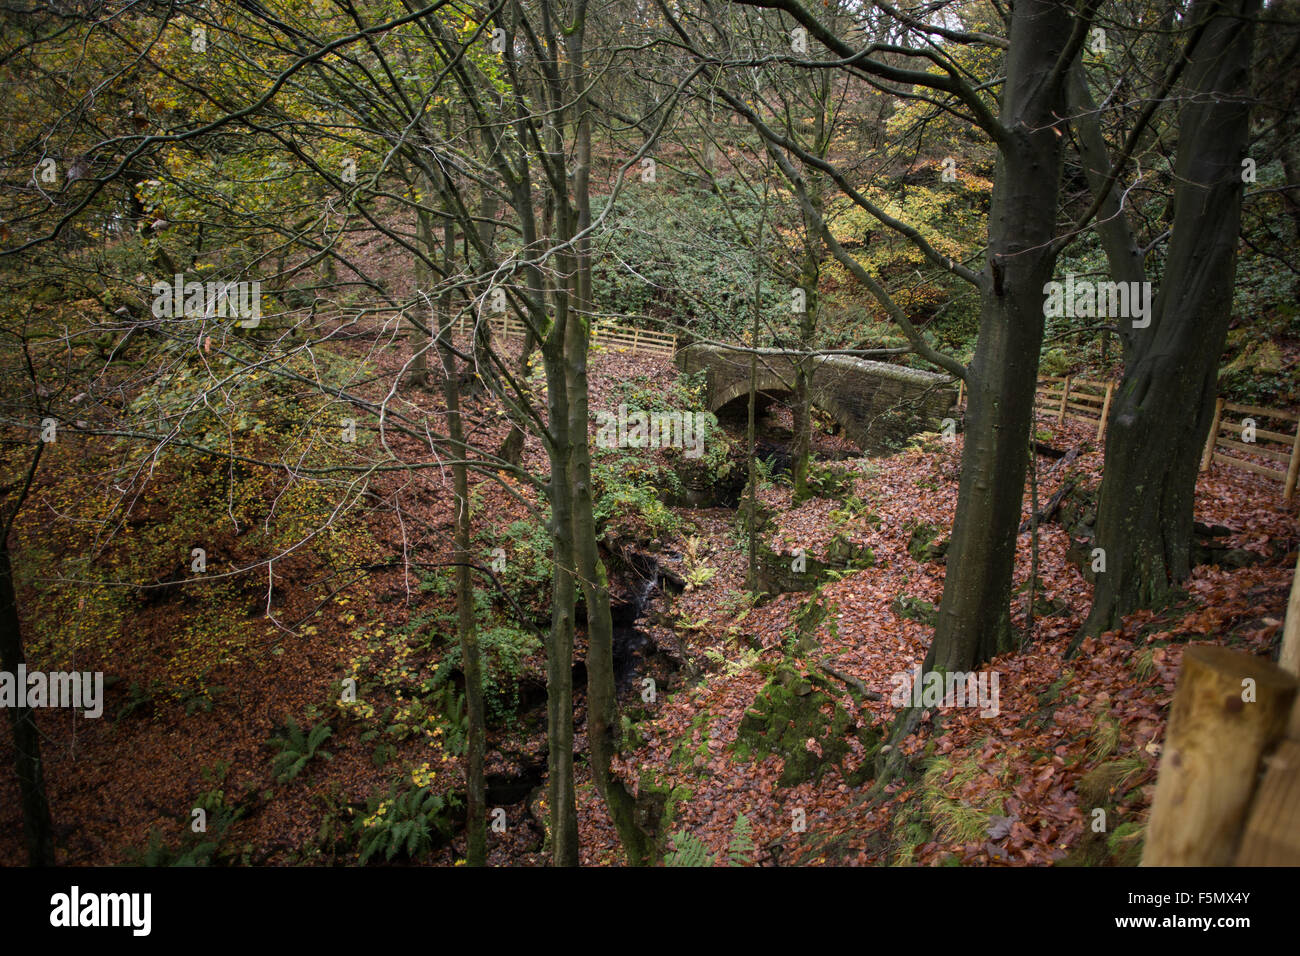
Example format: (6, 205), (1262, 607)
(1142, 645), (1297, 865)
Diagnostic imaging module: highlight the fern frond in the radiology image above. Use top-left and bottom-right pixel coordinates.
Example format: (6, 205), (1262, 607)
(726, 814), (754, 866)
(664, 831), (715, 867)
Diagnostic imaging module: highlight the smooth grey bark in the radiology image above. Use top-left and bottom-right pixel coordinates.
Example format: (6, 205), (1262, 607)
(1078, 0), (1260, 642)
(926, 0), (1079, 673)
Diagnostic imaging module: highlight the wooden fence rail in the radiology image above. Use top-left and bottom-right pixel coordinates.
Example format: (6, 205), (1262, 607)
(452, 315), (676, 358)
(1035, 375), (1115, 441)
(1034, 376), (1300, 503)
(1200, 398), (1300, 499)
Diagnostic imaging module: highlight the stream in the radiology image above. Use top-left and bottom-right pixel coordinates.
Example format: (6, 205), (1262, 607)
(476, 406), (858, 843)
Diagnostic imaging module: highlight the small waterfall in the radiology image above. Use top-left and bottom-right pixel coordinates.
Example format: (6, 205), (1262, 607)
(611, 554), (662, 689)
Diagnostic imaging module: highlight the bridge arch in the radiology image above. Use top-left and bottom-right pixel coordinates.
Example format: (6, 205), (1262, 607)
(678, 344), (957, 454)
(709, 376), (865, 445)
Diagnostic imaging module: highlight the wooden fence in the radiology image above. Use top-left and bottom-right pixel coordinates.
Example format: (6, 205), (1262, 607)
(1035, 375), (1116, 440)
(452, 315), (676, 358)
(453, 313), (528, 341)
(1029, 376), (1300, 502)
(1200, 398), (1300, 501)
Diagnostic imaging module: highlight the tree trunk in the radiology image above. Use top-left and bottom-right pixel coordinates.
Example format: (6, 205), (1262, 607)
(564, 34), (655, 864)
(434, 209), (487, 867)
(791, 362), (812, 501)
(0, 538), (55, 865)
(543, 349), (579, 865)
(1066, 63), (1145, 364)
(1079, 0), (1258, 641)
(410, 203), (435, 387)
(495, 181), (544, 468)
(791, 239), (819, 504)
(543, 193), (580, 863)
(927, 0), (1075, 673)
(791, 96), (828, 502)
(745, 208), (765, 595)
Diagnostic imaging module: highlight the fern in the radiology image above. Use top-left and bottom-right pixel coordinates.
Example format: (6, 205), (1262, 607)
(268, 717), (333, 783)
(664, 814), (755, 867)
(726, 813), (754, 866)
(355, 783), (452, 864)
(434, 685), (469, 756)
(664, 830), (715, 867)
(132, 784), (244, 866)
(136, 829), (221, 867)
(704, 646), (760, 677)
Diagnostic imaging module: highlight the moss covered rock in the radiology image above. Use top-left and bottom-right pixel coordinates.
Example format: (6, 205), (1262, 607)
(756, 533), (875, 595)
(905, 519), (948, 563)
(734, 663), (871, 787)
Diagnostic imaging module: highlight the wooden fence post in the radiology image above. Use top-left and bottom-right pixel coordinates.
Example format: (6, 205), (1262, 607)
(1277, 551), (1300, 746)
(1096, 381), (1114, 440)
(1284, 419), (1300, 504)
(1142, 646), (1297, 866)
(1202, 397), (1226, 472)
(1282, 551), (1300, 685)
(1233, 555), (1300, 865)
(957, 379), (964, 409)
(1234, 738), (1300, 865)
(1057, 375), (1071, 426)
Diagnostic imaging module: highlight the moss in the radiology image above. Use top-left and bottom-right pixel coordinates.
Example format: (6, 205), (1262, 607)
(797, 462), (856, 501)
(1066, 758), (1148, 867)
(669, 711), (712, 772)
(788, 590), (841, 654)
(891, 593), (937, 626)
(1222, 339), (1284, 376)
(1040, 347), (1072, 377)
(733, 663), (865, 787)
(635, 770), (695, 855)
(888, 801), (934, 866)
(634, 769), (695, 848)
(756, 533), (874, 595)
(1062, 813), (1145, 867)
(904, 519), (948, 563)
(825, 534), (875, 568)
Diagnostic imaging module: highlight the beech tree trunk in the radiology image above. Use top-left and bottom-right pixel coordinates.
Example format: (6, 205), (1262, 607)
(1080, 0), (1258, 640)
(927, 0), (1076, 673)
(0, 537), (55, 865)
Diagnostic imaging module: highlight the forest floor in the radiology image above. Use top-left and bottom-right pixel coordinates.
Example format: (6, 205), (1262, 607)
(1, 338), (1295, 866)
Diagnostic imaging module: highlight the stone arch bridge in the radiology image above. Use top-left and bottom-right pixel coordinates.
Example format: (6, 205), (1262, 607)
(676, 343), (958, 454)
